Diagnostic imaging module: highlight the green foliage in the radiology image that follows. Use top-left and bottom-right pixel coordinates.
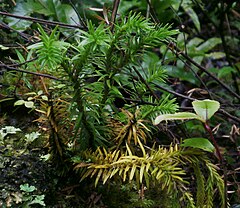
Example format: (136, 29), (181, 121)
(27, 24), (70, 70)
(20, 183), (36, 192)
(74, 144), (225, 207)
(181, 138), (215, 153)
(192, 99), (220, 121)
(1, 0), (236, 205)
(54, 12), (179, 150)
(161, 34), (225, 85)
(20, 183), (46, 207)
(0, 126), (21, 142)
(155, 99), (220, 124)
(154, 99), (220, 155)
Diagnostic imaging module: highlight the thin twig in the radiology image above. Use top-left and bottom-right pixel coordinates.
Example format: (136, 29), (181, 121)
(176, 55), (213, 100)
(145, 0), (160, 23)
(0, 64), (60, 80)
(0, 11), (85, 29)
(171, 44), (240, 100)
(154, 82), (196, 101)
(132, 66), (159, 100)
(110, 0), (121, 32)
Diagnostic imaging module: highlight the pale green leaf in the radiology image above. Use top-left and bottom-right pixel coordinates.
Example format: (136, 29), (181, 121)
(181, 138), (215, 152)
(24, 101), (35, 108)
(14, 100), (25, 106)
(196, 38), (222, 52)
(192, 99), (220, 121)
(95, 169), (103, 187)
(28, 195), (45, 206)
(41, 95), (48, 101)
(206, 52), (225, 60)
(20, 184), (36, 192)
(0, 44), (9, 50)
(140, 163), (145, 184)
(130, 164), (137, 181)
(154, 112), (201, 125)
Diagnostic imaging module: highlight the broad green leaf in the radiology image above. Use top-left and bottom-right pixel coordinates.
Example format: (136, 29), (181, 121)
(187, 37), (204, 48)
(217, 66), (236, 79)
(196, 38), (222, 52)
(164, 65), (200, 85)
(56, 3), (80, 25)
(192, 99), (220, 121)
(154, 112), (201, 125)
(181, 138), (215, 152)
(6, 1), (33, 31)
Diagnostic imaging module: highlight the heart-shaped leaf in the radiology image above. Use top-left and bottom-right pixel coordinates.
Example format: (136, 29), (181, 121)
(192, 99), (220, 121)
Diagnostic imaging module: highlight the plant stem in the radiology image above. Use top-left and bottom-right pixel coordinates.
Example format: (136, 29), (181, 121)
(203, 122), (228, 208)
(203, 122), (222, 162)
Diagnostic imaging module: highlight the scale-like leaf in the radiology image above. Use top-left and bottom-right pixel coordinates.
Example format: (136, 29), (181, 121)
(140, 163), (145, 183)
(130, 164), (137, 181)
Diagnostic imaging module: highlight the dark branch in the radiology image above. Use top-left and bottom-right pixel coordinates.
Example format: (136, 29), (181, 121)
(110, 0), (121, 32)
(171, 44), (240, 101)
(0, 11), (85, 30)
(0, 64), (60, 80)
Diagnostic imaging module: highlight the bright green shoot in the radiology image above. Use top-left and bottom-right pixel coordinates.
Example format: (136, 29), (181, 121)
(154, 99), (222, 158)
(154, 99), (220, 124)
